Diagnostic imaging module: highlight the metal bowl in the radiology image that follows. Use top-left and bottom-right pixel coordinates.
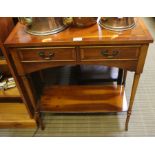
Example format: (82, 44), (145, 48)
(99, 17), (136, 31)
(19, 17), (68, 35)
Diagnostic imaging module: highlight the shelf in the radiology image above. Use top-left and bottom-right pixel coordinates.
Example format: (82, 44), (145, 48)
(0, 59), (7, 65)
(0, 87), (21, 98)
(40, 85), (128, 113)
(0, 103), (36, 128)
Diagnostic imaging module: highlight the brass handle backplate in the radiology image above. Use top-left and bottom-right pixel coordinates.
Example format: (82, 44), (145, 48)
(38, 51), (55, 60)
(101, 50), (119, 59)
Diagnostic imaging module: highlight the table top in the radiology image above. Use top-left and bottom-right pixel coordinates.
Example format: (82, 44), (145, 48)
(5, 18), (153, 47)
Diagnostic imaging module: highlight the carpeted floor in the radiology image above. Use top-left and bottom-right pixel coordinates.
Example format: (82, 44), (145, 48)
(0, 17), (155, 137)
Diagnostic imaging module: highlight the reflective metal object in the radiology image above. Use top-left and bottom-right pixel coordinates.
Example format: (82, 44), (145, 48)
(100, 50), (119, 59)
(19, 17), (68, 35)
(99, 17), (136, 31)
(38, 51), (55, 60)
(64, 17), (97, 27)
(0, 77), (16, 90)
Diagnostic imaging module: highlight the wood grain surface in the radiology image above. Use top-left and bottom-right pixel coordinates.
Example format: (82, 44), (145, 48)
(4, 18), (153, 47)
(0, 103), (36, 128)
(40, 85), (127, 112)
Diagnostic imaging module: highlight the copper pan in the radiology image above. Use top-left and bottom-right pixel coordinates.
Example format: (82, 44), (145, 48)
(64, 17), (97, 27)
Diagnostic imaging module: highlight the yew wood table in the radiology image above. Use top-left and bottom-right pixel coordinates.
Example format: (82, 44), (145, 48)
(4, 18), (153, 130)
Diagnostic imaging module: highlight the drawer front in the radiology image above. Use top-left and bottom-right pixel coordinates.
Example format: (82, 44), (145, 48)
(17, 47), (76, 62)
(80, 46), (140, 61)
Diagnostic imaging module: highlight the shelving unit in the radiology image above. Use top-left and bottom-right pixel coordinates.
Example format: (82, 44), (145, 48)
(0, 17), (36, 128)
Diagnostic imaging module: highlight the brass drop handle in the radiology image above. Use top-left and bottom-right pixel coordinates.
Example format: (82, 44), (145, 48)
(38, 51), (55, 60)
(101, 50), (119, 58)
(63, 17), (73, 25)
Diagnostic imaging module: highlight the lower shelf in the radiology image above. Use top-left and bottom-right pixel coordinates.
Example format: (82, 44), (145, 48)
(0, 59), (7, 65)
(0, 103), (36, 128)
(0, 87), (20, 98)
(40, 85), (128, 113)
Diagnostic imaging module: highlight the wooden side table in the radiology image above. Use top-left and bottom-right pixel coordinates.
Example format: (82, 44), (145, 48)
(4, 18), (153, 130)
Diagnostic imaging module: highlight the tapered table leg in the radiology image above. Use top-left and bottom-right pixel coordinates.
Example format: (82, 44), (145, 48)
(34, 110), (45, 130)
(122, 70), (127, 85)
(21, 75), (44, 130)
(117, 69), (124, 85)
(125, 73), (140, 131)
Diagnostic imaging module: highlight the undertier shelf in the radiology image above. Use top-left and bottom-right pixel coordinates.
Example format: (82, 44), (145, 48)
(40, 85), (128, 113)
(0, 103), (36, 128)
(0, 87), (21, 100)
(0, 59), (7, 65)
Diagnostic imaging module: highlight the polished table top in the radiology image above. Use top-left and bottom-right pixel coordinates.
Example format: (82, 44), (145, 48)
(4, 18), (153, 47)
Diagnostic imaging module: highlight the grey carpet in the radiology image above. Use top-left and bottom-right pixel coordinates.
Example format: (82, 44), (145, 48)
(0, 17), (155, 137)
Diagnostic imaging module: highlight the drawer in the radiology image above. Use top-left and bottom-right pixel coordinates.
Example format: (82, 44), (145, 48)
(80, 46), (140, 61)
(17, 47), (76, 62)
